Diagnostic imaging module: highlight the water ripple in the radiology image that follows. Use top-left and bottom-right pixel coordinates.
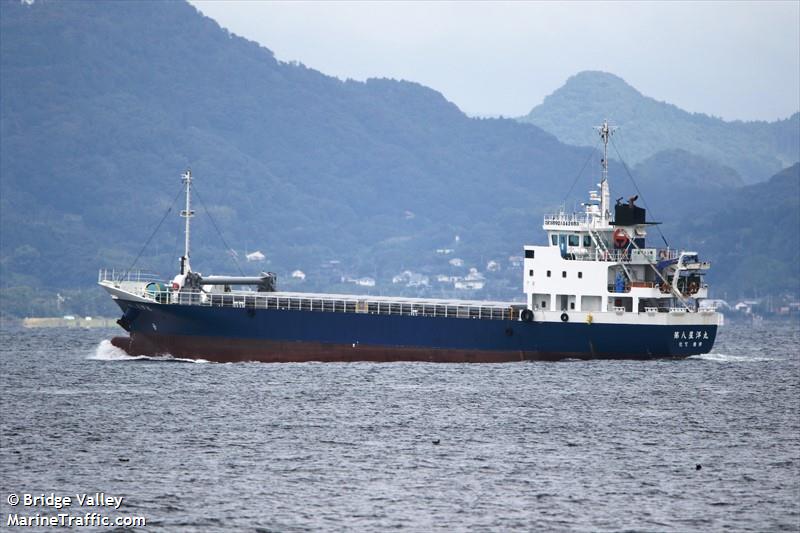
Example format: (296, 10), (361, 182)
(0, 321), (798, 532)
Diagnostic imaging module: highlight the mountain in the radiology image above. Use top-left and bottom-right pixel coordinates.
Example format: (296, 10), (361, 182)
(674, 163), (800, 300)
(634, 149), (743, 191)
(520, 71), (800, 183)
(612, 149), (744, 246)
(628, 148), (743, 226)
(1, 1), (796, 319)
(0, 0), (594, 316)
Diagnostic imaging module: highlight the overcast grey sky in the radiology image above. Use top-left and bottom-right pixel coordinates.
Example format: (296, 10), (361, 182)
(190, 1), (799, 122)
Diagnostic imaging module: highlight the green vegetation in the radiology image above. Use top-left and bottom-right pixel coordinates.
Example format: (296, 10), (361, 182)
(521, 71), (799, 183)
(674, 163), (800, 301)
(0, 0), (591, 317)
(1, 2), (797, 318)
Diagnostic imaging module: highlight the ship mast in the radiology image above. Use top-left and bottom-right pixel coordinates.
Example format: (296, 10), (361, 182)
(596, 119), (615, 223)
(180, 169), (194, 275)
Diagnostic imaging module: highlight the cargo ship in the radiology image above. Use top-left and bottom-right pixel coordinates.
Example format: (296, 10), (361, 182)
(100, 122), (721, 362)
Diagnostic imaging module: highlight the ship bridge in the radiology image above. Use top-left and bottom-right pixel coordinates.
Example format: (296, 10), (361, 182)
(520, 120), (714, 321)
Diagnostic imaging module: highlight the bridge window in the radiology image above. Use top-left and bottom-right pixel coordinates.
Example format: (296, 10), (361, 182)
(583, 235), (592, 247)
(547, 270), (551, 277)
(551, 234), (558, 245)
(525, 249), (535, 259)
(570, 302), (575, 310)
(578, 272), (583, 279)
(562, 271), (567, 278)
(568, 235), (580, 246)
(529, 269), (533, 277)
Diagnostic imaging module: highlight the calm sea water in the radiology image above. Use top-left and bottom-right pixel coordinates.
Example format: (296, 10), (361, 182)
(1, 320), (798, 532)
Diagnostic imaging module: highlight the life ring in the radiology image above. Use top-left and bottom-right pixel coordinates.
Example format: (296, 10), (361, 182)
(613, 228), (629, 248)
(660, 282), (671, 294)
(658, 249), (667, 260)
(688, 281), (700, 294)
(560, 312), (569, 322)
(521, 309), (534, 322)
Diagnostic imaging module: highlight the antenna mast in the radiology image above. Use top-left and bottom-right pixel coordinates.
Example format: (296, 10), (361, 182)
(180, 169), (194, 275)
(597, 119), (615, 182)
(595, 119), (615, 222)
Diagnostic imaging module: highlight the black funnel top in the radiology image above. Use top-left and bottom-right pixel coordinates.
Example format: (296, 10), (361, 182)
(614, 201), (646, 225)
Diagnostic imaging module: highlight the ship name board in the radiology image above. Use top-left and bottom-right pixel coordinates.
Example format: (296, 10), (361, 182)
(674, 329), (709, 348)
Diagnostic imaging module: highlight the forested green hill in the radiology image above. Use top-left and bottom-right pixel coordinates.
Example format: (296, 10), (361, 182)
(675, 163), (800, 300)
(521, 71), (799, 183)
(1, 1), (797, 318)
(0, 0), (597, 315)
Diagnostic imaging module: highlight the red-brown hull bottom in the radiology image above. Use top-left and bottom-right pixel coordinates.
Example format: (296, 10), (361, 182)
(110, 334), (595, 363)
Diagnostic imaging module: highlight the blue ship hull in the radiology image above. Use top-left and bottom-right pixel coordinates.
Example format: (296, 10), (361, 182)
(111, 299), (718, 362)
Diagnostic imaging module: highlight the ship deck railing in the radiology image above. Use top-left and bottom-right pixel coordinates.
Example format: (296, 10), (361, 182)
(190, 290), (517, 320)
(569, 248), (681, 263)
(99, 270), (521, 321)
(136, 287), (520, 321)
(543, 213), (589, 227)
(98, 268), (164, 284)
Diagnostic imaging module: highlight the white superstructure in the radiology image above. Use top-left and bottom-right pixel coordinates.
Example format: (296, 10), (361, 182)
(521, 120), (721, 328)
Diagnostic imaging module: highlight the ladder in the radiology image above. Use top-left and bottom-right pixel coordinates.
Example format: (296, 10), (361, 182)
(619, 230), (693, 310)
(589, 229), (633, 281)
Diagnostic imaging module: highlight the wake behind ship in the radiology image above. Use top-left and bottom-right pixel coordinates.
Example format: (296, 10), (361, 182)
(100, 121), (721, 362)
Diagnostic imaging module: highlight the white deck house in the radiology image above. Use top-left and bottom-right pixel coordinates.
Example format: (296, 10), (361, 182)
(520, 121), (718, 327)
